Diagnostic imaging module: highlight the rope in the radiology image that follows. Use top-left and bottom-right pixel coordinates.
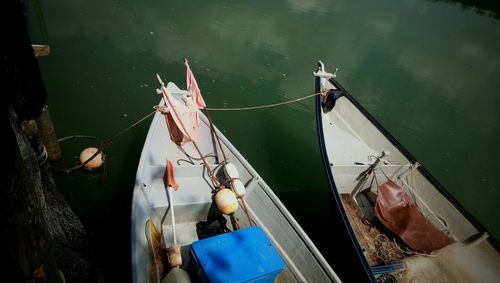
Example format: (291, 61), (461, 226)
(202, 105), (256, 226)
(103, 108), (158, 145)
(176, 145), (217, 163)
(206, 92), (322, 111)
(375, 234), (437, 263)
(204, 109), (228, 162)
(51, 107), (161, 173)
(161, 89), (221, 187)
(51, 91), (318, 175)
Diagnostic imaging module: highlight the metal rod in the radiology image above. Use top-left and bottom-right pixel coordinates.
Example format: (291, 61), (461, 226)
(168, 187), (177, 245)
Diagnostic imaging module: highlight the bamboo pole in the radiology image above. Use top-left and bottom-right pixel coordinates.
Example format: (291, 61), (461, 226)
(35, 104), (62, 161)
(204, 109), (254, 226)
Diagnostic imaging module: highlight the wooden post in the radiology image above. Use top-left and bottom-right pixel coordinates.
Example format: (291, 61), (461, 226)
(32, 44), (50, 57)
(35, 104), (62, 161)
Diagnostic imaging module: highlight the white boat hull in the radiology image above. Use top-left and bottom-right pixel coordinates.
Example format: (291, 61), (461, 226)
(132, 82), (340, 282)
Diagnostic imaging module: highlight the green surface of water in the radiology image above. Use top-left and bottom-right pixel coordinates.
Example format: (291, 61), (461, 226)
(32, 0), (499, 281)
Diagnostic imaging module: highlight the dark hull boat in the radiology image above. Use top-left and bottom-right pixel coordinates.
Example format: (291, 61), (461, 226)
(315, 61), (500, 282)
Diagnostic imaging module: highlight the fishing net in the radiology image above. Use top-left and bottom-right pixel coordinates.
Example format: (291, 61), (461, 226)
(376, 273), (399, 283)
(374, 234), (408, 263)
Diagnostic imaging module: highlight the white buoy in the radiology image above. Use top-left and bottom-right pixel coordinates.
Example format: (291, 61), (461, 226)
(223, 163), (253, 225)
(224, 163), (246, 197)
(79, 147), (103, 170)
(223, 163), (239, 179)
(232, 179), (246, 197)
(215, 188), (238, 215)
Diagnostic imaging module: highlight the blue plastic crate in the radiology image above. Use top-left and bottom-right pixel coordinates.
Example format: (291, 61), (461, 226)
(189, 226), (285, 283)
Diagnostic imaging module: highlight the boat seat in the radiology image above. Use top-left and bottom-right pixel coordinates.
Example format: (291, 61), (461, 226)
(141, 165), (215, 222)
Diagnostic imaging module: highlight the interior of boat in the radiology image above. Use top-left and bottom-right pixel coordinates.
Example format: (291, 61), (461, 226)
(132, 82), (339, 283)
(138, 157), (336, 282)
(321, 92), (500, 282)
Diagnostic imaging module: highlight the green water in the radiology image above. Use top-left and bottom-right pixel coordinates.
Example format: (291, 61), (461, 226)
(33, 0), (499, 281)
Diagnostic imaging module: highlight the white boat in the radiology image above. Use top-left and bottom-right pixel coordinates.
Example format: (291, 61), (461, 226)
(131, 63), (340, 283)
(315, 61), (500, 282)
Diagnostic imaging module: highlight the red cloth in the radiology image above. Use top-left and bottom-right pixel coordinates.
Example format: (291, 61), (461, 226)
(164, 113), (184, 145)
(164, 160), (179, 191)
(157, 73), (200, 144)
(374, 180), (452, 253)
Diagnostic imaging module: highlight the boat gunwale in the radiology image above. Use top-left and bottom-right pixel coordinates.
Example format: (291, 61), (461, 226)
(315, 71), (377, 283)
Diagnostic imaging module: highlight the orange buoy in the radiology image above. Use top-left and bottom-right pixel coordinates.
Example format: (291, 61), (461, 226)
(79, 147), (104, 170)
(215, 188), (238, 215)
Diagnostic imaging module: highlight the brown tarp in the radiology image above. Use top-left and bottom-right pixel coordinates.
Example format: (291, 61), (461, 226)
(374, 180), (453, 253)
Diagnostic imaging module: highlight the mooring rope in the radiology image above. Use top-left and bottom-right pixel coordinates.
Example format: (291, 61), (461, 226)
(53, 91), (321, 173)
(103, 108), (158, 145)
(52, 107), (161, 173)
(206, 92), (322, 111)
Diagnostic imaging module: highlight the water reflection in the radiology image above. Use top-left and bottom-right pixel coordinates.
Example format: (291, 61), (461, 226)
(42, 0), (500, 239)
(36, 0), (500, 280)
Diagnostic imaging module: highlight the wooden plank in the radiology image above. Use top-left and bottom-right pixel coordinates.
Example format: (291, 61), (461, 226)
(32, 44), (50, 57)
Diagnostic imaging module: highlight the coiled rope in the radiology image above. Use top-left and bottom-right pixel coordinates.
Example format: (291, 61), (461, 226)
(206, 92), (323, 111)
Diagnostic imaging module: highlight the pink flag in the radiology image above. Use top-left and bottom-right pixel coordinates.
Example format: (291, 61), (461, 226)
(184, 59), (206, 109)
(157, 74), (200, 144)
